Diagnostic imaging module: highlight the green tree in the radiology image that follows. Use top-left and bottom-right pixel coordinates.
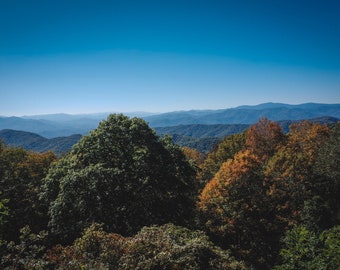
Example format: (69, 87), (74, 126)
(46, 223), (125, 269)
(320, 225), (340, 269)
(41, 114), (198, 243)
(1, 226), (50, 270)
(119, 224), (246, 270)
(0, 144), (56, 241)
(275, 225), (340, 270)
(312, 121), (340, 229)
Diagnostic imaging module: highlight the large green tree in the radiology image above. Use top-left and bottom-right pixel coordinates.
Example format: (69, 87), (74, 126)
(41, 114), (198, 242)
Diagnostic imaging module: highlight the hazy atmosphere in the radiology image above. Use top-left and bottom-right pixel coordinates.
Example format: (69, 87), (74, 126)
(1, 0), (340, 116)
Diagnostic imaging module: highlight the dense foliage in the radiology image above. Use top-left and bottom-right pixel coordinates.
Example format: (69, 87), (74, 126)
(40, 114), (198, 242)
(44, 223), (246, 269)
(0, 143), (56, 241)
(275, 225), (340, 270)
(0, 115), (339, 269)
(198, 119), (339, 269)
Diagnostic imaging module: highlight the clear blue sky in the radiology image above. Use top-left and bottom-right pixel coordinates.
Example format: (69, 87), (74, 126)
(1, 0), (339, 116)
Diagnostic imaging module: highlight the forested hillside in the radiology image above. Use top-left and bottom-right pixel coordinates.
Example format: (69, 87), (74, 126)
(0, 114), (339, 269)
(0, 129), (81, 155)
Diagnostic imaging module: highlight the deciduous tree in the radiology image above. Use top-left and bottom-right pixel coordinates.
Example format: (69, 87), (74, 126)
(41, 114), (198, 243)
(198, 132), (245, 185)
(266, 121), (331, 228)
(275, 225), (340, 270)
(245, 117), (285, 161)
(198, 150), (282, 269)
(0, 145), (56, 241)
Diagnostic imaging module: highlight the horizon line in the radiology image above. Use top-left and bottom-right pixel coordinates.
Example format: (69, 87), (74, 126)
(1, 101), (340, 118)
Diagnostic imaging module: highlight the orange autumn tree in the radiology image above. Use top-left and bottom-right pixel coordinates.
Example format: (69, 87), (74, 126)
(245, 117), (285, 161)
(197, 132), (246, 186)
(267, 121), (330, 182)
(198, 119), (287, 269)
(266, 121), (331, 229)
(198, 150), (283, 269)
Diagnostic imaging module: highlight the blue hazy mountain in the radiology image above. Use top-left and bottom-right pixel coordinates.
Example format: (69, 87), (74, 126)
(1, 116), (338, 154)
(143, 103), (340, 127)
(0, 116), (97, 138)
(0, 103), (339, 137)
(0, 129), (81, 155)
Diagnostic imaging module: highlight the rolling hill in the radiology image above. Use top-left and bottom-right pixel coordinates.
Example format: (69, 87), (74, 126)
(0, 129), (81, 155)
(1, 116), (338, 154)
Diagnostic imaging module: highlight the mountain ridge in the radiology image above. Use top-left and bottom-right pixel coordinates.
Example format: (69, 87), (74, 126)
(1, 103), (339, 137)
(0, 129), (81, 155)
(144, 103), (340, 126)
(1, 116), (338, 154)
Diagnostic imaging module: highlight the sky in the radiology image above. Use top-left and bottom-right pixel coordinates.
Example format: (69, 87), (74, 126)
(1, 0), (340, 116)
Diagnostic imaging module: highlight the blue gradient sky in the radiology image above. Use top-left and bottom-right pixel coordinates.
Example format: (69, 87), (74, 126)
(1, 0), (339, 116)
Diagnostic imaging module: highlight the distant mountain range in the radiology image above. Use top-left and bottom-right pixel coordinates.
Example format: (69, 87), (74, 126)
(0, 112), (156, 138)
(1, 117), (338, 154)
(1, 103), (339, 138)
(144, 103), (340, 126)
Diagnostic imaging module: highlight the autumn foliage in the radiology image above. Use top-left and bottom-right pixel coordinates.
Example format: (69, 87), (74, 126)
(0, 116), (339, 269)
(198, 119), (338, 269)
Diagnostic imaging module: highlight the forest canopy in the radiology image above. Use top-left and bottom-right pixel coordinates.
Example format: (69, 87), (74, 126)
(0, 115), (339, 269)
